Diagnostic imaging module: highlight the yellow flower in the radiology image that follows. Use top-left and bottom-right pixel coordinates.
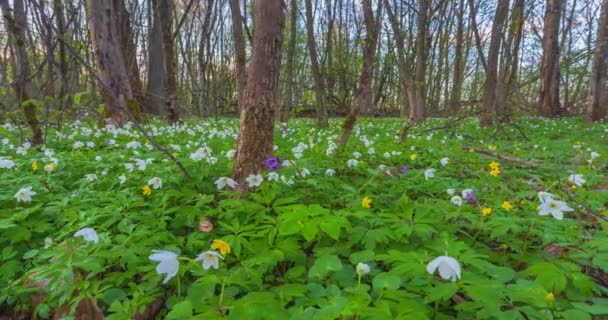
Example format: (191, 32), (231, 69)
(490, 145), (497, 151)
(571, 184), (577, 190)
(489, 161), (500, 170)
(468, 148), (474, 153)
(361, 196), (372, 208)
(142, 185), (152, 196)
(32, 161), (38, 171)
(409, 154), (417, 160)
(211, 239), (231, 255)
(502, 201), (512, 211)
(490, 168), (500, 177)
(545, 292), (555, 306)
(482, 207), (492, 216)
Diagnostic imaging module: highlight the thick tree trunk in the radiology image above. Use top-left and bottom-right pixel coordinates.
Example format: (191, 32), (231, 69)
(86, 0), (133, 126)
(230, 0), (247, 106)
(1, 0), (44, 143)
(158, 0), (179, 122)
(539, 0), (563, 117)
(146, 0), (165, 115)
(232, 0), (284, 190)
(480, 0), (509, 128)
(337, 0), (380, 146)
(305, 0), (328, 127)
(410, 0), (429, 123)
(588, 0), (608, 122)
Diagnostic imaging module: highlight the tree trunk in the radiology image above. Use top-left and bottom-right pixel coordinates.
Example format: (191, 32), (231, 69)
(146, 0), (165, 115)
(305, 0), (328, 127)
(588, 0), (608, 122)
(1, 0), (44, 143)
(198, 0), (215, 117)
(337, 0), (380, 146)
(480, 0), (509, 128)
(410, 0), (429, 123)
(158, 0), (179, 122)
(449, 0), (465, 114)
(117, 0), (143, 119)
(282, 0), (298, 126)
(230, 0), (247, 106)
(232, 0), (284, 190)
(539, 0), (563, 117)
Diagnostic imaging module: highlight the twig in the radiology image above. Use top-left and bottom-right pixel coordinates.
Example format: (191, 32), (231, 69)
(462, 146), (541, 168)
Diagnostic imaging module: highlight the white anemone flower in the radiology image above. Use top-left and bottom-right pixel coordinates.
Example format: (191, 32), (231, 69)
(424, 169), (436, 180)
(356, 262), (371, 276)
(118, 174), (127, 184)
(537, 191), (555, 203)
(215, 177), (238, 189)
(194, 250), (223, 270)
(148, 177), (163, 189)
(447, 189), (456, 196)
(267, 172), (279, 181)
(149, 250), (180, 284)
(15, 187), (36, 203)
(426, 256), (462, 281)
(568, 174), (585, 187)
(74, 227), (99, 243)
(538, 199), (573, 220)
(325, 169), (336, 176)
(440, 157), (449, 167)
(245, 174), (263, 187)
(461, 189), (473, 198)
(451, 196), (463, 207)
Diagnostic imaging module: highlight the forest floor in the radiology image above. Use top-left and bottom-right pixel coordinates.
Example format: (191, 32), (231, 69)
(1, 117), (607, 319)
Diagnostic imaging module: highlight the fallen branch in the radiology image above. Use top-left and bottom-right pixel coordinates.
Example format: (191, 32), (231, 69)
(462, 146), (541, 168)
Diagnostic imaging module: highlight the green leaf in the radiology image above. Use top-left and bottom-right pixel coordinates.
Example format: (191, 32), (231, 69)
(166, 300), (193, 319)
(309, 254), (343, 279)
(372, 273), (401, 291)
(425, 283), (459, 302)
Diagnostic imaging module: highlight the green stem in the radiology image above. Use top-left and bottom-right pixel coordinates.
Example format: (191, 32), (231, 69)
(218, 279), (226, 310)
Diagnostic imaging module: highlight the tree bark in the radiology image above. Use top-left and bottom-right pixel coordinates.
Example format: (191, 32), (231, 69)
(337, 0), (380, 146)
(305, 0), (328, 127)
(158, 0), (179, 122)
(449, 0), (465, 114)
(117, 0), (143, 119)
(384, 0), (415, 119)
(282, 0), (298, 126)
(410, 0), (429, 123)
(539, 0), (563, 117)
(588, 0), (608, 122)
(480, 0), (509, 128)
(232, 0), (284, 190)
(1, 0), (44, 143)
(146, 0), (165, 115)
(230, 0), (247, 106)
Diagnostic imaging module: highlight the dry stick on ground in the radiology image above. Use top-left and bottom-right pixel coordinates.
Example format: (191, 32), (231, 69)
(55, 32), (193, 179)
(462, 146), (541, 168)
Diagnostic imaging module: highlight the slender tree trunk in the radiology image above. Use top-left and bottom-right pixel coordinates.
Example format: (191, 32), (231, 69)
(588, 0), (608, 122)
(282, 0), (298, 127)
(480, 0), (509, 127)
(305, 0), (328, 127)
(1, 0), (44, 143)
(146, 0), (164, 114)
(230, 0), (247, 107)
(198, 0), (215, 117)
(158, 0), (179, 122)
(117, 0), (143, 119)
(384, 0), (415, 118)
(539, 0), (563, 117)
(338, 0), (380, 146)
(232, 0), (284, 190)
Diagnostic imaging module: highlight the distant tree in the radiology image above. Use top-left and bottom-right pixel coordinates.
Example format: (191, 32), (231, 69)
(1, 0), (43, 143)
(480, 0), (509, 128)
(230, 0), (247, 106)
(232, 0), (284, 189)
(305, 0), (329, 127)
(338, 0), (381, 146)
(539, 0), (563, 117)
(588, 0), (608, 122)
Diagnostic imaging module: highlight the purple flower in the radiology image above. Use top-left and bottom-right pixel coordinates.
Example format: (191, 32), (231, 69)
(265, 157), (281, 170)
(465, 193), (476, 203)
(400, 165), (410, 173)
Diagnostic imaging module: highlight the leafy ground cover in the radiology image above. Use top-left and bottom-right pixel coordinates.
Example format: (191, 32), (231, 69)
(1, 117), (607, 319)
